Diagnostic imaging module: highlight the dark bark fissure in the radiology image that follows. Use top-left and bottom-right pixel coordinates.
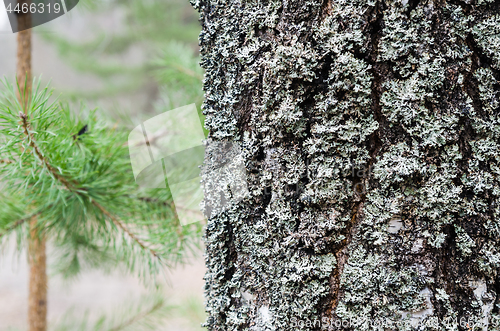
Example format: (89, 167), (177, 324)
(425, 2), (500, 323)
(328, 0), (387, 319)
(446, 0), (473, 13)
(320, 0), (333, 19)
(463, 32), (500, 108)
(404, 0), (422, 16)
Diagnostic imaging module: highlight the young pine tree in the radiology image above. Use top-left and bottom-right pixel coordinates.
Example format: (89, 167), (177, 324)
(0, 79), (202, 330)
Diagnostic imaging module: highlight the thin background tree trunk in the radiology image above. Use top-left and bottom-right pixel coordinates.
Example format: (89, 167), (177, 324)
(16, 0), (32, 107)
(17, 3), (48, 331)
(27, 219), (47, 331)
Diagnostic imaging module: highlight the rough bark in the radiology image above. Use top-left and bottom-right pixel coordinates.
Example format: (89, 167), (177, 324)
(17, 5), (48, 331)
(193, 0), (500, 330)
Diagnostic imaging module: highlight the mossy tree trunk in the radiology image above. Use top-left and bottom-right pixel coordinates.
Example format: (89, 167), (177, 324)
(17, 3), (48, 331)
(193, 0), (500, 330)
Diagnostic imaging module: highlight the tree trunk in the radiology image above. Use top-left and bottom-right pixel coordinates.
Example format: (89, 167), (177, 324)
(28, 218), (47, 331)
(193, 0), (500, 330)
(17, 5), (48, 331)
(16, 1), (32, 107)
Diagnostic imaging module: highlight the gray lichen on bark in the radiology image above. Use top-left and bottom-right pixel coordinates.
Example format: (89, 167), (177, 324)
(191, 0), (500, 329)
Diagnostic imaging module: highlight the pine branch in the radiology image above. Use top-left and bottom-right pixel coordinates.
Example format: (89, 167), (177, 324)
(108, 301), (163, 331)
(18, 111), (160, 260)
(0, 210), (40, 240)
(170, 63), (204, 80)
(19, 111), (77, 190)
(138, 196), (198, 217)
(0, 79), (202, 280)
(93, 202), (159, 259)
(51, 293), (173, 331)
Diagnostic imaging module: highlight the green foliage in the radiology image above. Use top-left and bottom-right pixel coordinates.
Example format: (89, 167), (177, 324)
(48, 292), (206, 331)
(41, 0), (202, 111)
(51, 292), (173, 331)
(8, 1), (208, 328)
(0, 78), (202, 280)
(152, 41), (204, 110)
(173, 296), (206, 331)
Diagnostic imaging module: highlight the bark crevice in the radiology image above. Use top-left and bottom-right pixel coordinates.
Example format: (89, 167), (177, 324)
(329, 0), (387, 320)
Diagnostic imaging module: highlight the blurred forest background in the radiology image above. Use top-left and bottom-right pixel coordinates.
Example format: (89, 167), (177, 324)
(0, 0), (206, 330)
